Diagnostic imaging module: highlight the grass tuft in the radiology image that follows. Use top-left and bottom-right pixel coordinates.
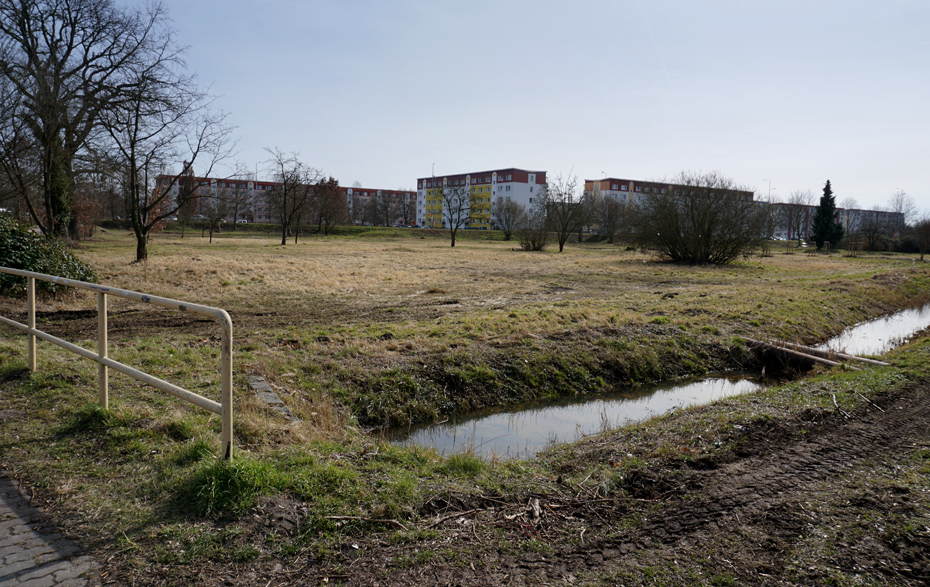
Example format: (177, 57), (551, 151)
(174, 456), (287, 517)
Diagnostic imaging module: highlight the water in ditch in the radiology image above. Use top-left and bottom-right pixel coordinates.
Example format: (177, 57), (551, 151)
(814, 303), (930, 357)
(387, 303), (930, 459)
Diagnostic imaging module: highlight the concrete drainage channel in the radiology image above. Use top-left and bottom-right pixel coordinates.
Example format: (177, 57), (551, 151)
(245, 375), (299, 422)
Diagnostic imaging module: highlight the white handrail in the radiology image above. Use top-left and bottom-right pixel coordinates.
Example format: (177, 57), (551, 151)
(0, 266), (234, 459)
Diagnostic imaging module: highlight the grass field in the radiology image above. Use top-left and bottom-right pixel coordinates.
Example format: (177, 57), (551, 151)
(1, 227), (930, 584)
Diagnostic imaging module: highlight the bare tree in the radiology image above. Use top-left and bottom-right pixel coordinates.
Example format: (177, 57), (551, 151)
(839, 197), (859, 210)
(98, 33), (234, 261)
(857, 206), (894, 251)
(589, 187), (633, 244)
(493, 198), (524, 241)
(265, 148), (318, 245)
(0, 0), (180, 239)
(913, 214), (930, 261)
(348, 193), (365, 226)
(785, 190), (814, 243)
(887, 190), (916, 226)
(0, 72), (43, 226)
(633, 170), (764, 264)
(226, 165), (253, 228)
(545, 173), (587, 252)
(517, 197), (549, 251)
(436, 182), (470, 247)
(397, 189), (416, 226)
(200, 182), (231, 243)
(374, 192), (398, 226)
(312, 176), (346, 235)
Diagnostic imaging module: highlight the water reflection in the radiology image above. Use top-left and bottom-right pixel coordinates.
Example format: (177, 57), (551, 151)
(387, 375), (762, 460)
(815, 303), (930, 356)
(387, 302), (930, 460)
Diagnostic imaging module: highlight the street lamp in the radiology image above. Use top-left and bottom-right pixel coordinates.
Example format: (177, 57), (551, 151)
(762, 178), (772, 200)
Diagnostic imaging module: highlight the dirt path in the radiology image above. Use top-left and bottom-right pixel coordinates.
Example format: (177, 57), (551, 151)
(165, 382), (930, 586)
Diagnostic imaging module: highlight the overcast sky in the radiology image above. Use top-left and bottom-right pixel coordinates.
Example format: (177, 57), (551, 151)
(159, 0), (929, 211)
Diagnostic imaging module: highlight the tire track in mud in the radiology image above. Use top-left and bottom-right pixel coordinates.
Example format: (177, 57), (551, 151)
(512, 384), (930, 584)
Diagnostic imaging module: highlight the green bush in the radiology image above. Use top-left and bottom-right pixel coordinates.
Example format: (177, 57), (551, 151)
(0, 216), (97, 294)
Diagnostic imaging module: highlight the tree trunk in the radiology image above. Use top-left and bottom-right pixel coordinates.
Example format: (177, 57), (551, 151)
(136, 235), (148, 262)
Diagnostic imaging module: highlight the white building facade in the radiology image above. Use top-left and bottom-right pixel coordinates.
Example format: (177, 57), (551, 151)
(416, 168), (547, 229)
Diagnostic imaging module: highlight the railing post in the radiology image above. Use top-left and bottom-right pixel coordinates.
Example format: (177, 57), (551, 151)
(27, 276), (35, 372)
(220, 314), (233, 460)
(97, 292), (108, 409)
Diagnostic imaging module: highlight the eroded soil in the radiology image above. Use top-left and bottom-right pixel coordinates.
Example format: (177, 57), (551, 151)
(90, 381), (930, 586)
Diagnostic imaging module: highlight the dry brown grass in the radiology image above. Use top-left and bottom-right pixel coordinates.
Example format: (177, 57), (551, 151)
(9, 228), (929, 432)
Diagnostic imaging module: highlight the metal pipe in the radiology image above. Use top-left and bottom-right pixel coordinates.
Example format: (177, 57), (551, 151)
(98, 292), (108, 409)
(0, 266), (232, 457)
(27, 276), (35, 372)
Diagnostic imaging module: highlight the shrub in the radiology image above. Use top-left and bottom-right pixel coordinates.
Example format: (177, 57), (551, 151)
(0, 216), (97, 294)
(633, 171), (765, 264)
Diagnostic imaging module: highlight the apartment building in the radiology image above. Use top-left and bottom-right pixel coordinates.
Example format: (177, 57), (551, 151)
(155, 175), (414, 226)
(345, 187), (417, 226)
(583, 177), (755, 203)
(417, 168), (547, 229)
(768, 203), (905, 241)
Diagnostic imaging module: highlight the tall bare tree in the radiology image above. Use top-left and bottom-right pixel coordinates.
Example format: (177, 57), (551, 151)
(0, 0), (177, 239)
(436, 182), (470, 247)
(312, 176), (346, 235)
(588, 187), (633, 244)
(786, 190), (814, 243)
(98, 33), (234, 261)
(265, 148), (318, 245)
(887, 190), (916, 226)
(373, 192), (397, 226)
(397, 189), (416, 226)
(493, 198), (524, 241)
(545, 173), (587, 252)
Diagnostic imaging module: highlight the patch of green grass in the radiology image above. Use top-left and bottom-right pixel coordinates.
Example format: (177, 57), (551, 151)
(174, 456), (290, 517)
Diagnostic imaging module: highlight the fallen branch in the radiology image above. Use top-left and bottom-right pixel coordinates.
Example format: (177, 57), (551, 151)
(427, 508), (481, 528)
(772, 340), (889, 367)
(832, 393), (851, 419)
(747, 339), (857, 370)
(324, 516), (409, 531)
(854, 390), (886, 412)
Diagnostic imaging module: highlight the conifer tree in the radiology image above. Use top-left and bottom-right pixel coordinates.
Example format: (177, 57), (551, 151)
(811, 180), (844, 249)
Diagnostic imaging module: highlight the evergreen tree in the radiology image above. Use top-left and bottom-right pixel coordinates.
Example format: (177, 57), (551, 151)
(811, 180), (844, 249)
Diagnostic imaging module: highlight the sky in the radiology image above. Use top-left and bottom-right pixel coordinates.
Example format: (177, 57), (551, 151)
(158, 0), (929, 211)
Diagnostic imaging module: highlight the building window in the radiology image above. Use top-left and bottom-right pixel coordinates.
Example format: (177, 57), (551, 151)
(635, 186), (641, 192)
(621, 185), (628, 191)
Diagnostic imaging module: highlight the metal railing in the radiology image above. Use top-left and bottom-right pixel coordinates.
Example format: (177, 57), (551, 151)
(0, 267), (234, 459)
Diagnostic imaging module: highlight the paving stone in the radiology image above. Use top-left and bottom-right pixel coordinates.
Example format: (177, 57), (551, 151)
(1, 470), (94, 587)
(53, 557), (96, 581)
(18, 574), (57, 587)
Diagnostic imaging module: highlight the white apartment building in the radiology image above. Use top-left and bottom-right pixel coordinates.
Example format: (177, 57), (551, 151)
(416, 168), (547, 229)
